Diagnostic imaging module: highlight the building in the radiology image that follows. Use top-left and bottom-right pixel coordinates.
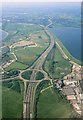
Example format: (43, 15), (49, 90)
(72, 103), (80, 111)
(67, 95), (76, 101)
(64, 80), (77, 87)
(62, 87), (75, 96)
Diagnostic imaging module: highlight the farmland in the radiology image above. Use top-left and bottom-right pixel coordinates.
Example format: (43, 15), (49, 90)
(3, 23), (49, 71)
(3, 23), (43, 45)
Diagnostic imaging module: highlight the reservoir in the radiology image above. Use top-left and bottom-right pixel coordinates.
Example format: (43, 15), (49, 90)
(50, 26), (81, 61)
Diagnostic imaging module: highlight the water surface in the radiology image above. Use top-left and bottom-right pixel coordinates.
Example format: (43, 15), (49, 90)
(50, 26), (81, 61)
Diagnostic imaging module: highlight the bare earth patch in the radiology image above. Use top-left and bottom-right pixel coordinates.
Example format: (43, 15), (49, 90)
(11, 40), (37, 48)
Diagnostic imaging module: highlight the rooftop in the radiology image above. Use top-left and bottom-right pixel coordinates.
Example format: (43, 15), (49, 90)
(67, 95), (76, 100)
(62, 87), (75, 96)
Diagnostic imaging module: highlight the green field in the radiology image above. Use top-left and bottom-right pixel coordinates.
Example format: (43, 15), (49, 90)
(14, 47), (46, 65)
(37, 88), (75, 118)
(44, 45), (72, 79)
(2, 79), (23, 118)
(34, 80), (51, 117)
(3, 23), (43, 46)
(2, 86), (23, 118)
(5, 61), (27, 71)
(31, 30), (49, 47)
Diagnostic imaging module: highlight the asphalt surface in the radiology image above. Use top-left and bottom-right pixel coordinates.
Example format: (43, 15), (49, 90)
(23, 23), (55, 119)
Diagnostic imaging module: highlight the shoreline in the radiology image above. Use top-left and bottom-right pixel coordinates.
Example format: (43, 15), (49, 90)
(49, 29), (82, 66)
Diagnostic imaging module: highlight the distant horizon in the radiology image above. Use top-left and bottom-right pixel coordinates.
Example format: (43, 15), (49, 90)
(1, 0), (82, 3)
(2, 2), (81, 14)
(2, 2), (81, 6)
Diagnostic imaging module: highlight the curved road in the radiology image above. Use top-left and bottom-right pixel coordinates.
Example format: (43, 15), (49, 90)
(23, 22), (55, 119)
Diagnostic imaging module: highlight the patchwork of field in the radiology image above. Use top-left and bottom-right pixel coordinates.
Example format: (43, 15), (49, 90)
(3, 23), (43, 45)
(3, 23), (49, 71)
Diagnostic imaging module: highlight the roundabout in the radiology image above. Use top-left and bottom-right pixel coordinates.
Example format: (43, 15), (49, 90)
(20, 69), (46, 82)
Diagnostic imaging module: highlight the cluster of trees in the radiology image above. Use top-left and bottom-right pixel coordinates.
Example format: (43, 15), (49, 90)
(3, 69), (20, 79)
(36, 71), (44, 80)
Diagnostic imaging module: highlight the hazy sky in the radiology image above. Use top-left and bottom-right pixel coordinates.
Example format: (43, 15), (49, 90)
(1, 0), (82, 2)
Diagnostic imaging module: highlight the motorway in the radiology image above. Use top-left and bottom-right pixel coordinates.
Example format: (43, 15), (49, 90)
(2, 20), (72, 119)
(2, 19), (82, 118)
(23, 22), (55, 119)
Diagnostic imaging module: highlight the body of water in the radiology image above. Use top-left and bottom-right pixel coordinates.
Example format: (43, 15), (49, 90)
(50, 26), (81, 61)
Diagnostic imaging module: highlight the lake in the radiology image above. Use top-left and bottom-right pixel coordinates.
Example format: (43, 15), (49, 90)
(50, 26), (81, 61)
